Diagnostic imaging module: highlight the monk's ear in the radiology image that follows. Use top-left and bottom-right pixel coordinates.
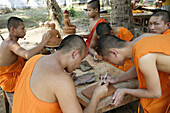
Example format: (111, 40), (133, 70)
(110, 29), (114, 35)
(109, 48), (118, 57)
(95, 8), (99, 13)
(10, 27), (15, 33)
(72, 50), (80, 59)
(166, 22), (170, 28)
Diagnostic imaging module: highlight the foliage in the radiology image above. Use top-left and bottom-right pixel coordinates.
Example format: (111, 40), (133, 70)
(68, 6), (76, 17)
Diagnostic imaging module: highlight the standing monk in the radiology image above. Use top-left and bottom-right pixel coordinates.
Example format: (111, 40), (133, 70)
(97, 10), (170, 113)
(85, 0), (107, 51)
(12, 35), (108, 113)
(89, 22), (134, 72)
(0, 17), (50, 92)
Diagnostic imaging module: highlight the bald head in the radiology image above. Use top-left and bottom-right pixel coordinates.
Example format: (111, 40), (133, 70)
(97, 34), (126, 56)
(7, 17), (23, 31)
(151, 10), (170, 23)
(58, 35), (87, 55)
(96, 22), (111, 36)
(88, 0), (100, 11)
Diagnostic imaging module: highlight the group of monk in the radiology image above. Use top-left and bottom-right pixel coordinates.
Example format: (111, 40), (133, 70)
(0, 0), (169, 113)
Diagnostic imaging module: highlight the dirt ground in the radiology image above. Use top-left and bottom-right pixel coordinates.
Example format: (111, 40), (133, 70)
(0, 8), (140, 113)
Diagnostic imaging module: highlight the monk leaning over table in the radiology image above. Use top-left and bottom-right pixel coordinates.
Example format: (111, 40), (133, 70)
(82, 0), (107, 51)
(12, 35), (108, 113)
(0, 17), (50, 92)
(89, 22), (134, 72)
(97, 33), (170, 113)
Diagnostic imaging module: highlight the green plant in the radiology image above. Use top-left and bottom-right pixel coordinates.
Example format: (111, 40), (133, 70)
(68, 6), (76, 17)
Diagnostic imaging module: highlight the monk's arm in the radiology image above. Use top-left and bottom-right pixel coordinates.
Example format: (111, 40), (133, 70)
(112, 66), (137, 84)
(9, 33), (50, 59)
(121, 54), (161, 98)
(54, 73), (107, 113)
(89, 31), (98, 56)
(53, 73), (83, 113)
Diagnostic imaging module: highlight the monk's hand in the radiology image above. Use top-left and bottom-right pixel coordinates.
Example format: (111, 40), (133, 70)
(111, 88), (125, 106)
(94, 52), (102, 61)
(100, 74), (117, 84)
(93, 81), (109, 100)
(41, 32), (51, 44)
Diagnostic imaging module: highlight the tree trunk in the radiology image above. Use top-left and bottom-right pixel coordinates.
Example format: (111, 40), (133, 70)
(47, 0), (63, 32)
(110, 0), (134, 35)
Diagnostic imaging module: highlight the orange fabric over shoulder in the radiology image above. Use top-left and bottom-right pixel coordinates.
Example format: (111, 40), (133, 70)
(133, 34), (170, 113)
(117, 27), (134, 41)
(86, 18), (107, 50)
(163, 29), (170, 35)
(0, 56), (25, 92)
(12, 55), (63, 113)
(104, 27), (134, 72)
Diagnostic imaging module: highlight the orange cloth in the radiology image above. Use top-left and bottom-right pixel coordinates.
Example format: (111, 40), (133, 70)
(105, 27), (134, 72)
(0, 56), (25, 92)
(163, 29), (170, 35)
(133, 34), (170, 113)
(12, 55), (62, 113)
(86, 18), (107, 50)
(117, 27), (134, 41)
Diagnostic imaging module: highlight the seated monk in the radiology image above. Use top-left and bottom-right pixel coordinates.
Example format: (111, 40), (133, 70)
(63, 10), (76, 35)
(89, 22), (134, 72)
(0, 17), (50, 92)
(45, 23), (62, 47)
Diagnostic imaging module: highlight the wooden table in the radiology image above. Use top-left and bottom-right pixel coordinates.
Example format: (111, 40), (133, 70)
(75, 55), (139, 113)
(133, 12), (153, 32)
(3, 55), (139, 113)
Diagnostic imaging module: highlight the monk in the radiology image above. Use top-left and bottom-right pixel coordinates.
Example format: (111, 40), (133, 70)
(99, 11), (170, 113)
(89, 22), (134, 72)
(63, 10), (76, 35)
(12, 35), (108, 113)
(131, 0), (142, 10)
(0, 17), (50, 92)
(148, 10), (170, 34)
(84, 0), (107, 51)
(97, 32), (170, 113)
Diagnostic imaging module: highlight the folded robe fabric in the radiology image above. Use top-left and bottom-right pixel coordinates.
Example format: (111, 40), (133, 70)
(0, 56), (25, 92)
(12, 55), (62, 113)
(86, 18), (107, 50)
(133, 31), (170, 113)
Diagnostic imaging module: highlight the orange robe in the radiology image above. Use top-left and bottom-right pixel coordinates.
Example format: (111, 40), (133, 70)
(86, 18), (107, 50)
(133, 34), (170, 113)
(12, 55), (62, 113)
(105, 27), (134, 72)
(0, 56), (25, 92)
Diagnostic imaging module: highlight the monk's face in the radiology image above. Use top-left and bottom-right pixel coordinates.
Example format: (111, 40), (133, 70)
(149, 16), (169, 34)
(66, 50), (86, 73)
(103, 52), (125, 66)
(13, 22), (26, 38)
(87, 4), (97, 18)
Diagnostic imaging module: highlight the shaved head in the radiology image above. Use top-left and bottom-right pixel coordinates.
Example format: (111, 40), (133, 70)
(58, 35), (87, 55)
(88, 0), (100, 11)
(97, 34), (126, 56)
(7, 17), (23, 31)
(96, 22), (111, 36)
(151, 10), (170, 23)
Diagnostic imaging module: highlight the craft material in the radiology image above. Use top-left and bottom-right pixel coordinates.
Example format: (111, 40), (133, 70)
(79, 60), (93, 72)
(74, 72), (95, 86)
(81, 83), (116, 100)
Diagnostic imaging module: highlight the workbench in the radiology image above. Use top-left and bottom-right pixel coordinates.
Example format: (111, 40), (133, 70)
(3, 55), (139, 113)
(75, 55), (139, 113)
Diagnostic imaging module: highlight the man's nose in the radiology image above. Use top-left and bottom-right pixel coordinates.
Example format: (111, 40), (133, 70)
(150, 25), (155, 30)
